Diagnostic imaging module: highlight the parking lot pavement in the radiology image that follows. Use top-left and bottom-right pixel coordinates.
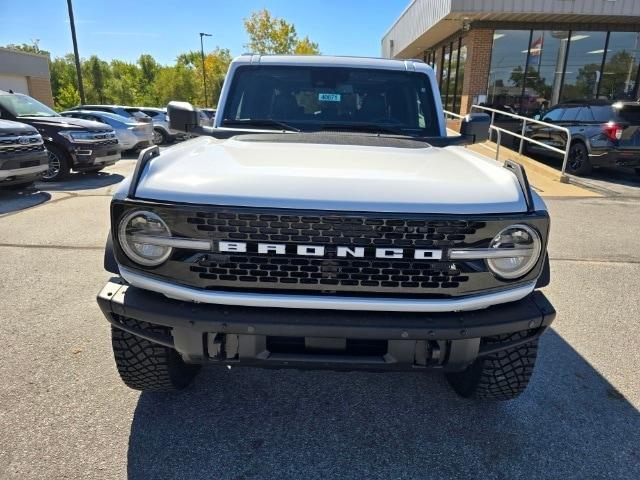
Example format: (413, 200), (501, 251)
(0, 151), (639, 479)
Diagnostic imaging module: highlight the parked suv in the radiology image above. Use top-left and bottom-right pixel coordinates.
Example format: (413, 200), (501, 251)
(138, 107), (181, 145)
(99, 55), (554, 401)
(0, 91), (121, 181)
(0, 119), (48, 188)
(70, 105), (152, 124)
(527, 100), (640, 175)
(61, 110), (153, 151)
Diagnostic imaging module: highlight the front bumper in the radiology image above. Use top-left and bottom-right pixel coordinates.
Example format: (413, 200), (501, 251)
(97, 278), (555, 371)
(0, 149), (48, 184)
(70, 144), (121, 171)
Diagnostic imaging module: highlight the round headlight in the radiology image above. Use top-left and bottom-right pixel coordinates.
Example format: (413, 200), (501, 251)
(486, 224), (542, 280)
(118, 210), (172, 266)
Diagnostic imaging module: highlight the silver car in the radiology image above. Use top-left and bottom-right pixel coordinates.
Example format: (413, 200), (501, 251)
(139, 107), (184, 145)
(61, 110), (154, 151)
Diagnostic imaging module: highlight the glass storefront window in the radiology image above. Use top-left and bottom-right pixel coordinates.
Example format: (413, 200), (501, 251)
(599, 32), (640, 100)
(487, 30), (530, 111)
(441, 43), (452, 108)
(560, 31), (607, 102)
(521, 30), (569, 116)
(453, 43), (467, 113)
(427, 38), (466, 112)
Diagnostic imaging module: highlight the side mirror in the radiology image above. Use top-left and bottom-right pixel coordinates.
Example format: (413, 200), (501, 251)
(167, 101), (201, 133)
(459, 113), (490, 144)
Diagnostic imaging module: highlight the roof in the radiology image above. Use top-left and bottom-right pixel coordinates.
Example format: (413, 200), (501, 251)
(233, 54), (426, 71)
(383, 0), (640, 58)
(61, 109), (134, 123)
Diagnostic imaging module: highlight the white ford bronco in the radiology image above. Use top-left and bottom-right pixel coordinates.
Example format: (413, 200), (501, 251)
(98, 55), (554, 400)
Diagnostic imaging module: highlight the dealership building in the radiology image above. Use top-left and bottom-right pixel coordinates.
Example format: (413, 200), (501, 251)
(0, 48), (54, 107)
(382, 0), (640, 116)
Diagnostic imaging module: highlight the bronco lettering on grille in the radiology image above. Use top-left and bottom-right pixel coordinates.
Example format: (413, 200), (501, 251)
(218, 241), (443, 260)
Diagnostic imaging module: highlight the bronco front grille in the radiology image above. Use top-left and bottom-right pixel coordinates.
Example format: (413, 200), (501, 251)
(113, 203), (549, 297)
(191, 255), (470, 290)
(186, 211), (485, 247)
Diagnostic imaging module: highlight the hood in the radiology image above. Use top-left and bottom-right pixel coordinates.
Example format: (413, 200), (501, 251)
(129, 136), (534, 214)
(19, 115), (110, 131)
(0, 118), (38, 134)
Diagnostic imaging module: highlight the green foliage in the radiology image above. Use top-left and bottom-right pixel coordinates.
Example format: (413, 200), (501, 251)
(2, 9), (318, 110)
(244, 9), (320, 55)
(4, 41), (50, 57)
(55, 83), (81, 110)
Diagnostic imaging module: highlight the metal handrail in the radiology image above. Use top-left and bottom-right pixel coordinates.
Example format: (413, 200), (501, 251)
(469, 105), (572, 183)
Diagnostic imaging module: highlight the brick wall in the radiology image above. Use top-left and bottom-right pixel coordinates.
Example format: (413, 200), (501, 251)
(459, 28), (494, 115)
(26, 76), (54, 107)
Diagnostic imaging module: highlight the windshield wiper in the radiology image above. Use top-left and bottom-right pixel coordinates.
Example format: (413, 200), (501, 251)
(223, 119), (300, 132)
(318, 122), (413, 137)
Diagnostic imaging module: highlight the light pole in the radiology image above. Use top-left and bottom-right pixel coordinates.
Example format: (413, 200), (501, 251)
(67, 0), (85, 104)
(199, 32), (212, 107)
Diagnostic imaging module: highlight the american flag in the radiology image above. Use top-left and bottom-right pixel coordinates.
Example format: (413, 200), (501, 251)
(530, 36), (544, 56)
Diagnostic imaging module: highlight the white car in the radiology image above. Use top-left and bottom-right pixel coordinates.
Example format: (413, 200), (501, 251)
(61, 110), (153, 151)
(98, 55), (554, 401)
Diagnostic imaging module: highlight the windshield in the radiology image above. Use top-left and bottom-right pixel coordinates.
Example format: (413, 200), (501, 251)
(0, 93), (59, 117)
(222, 66), (439, 136)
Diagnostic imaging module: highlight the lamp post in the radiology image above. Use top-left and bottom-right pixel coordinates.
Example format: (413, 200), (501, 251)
(199, 32), (212, 108)
(67, 0), (85, 104)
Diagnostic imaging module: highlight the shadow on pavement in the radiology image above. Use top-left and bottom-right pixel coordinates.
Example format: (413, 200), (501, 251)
(0, 187), (51, 215)
(35, 171), (124, 192)
(127, 330), (639, 479)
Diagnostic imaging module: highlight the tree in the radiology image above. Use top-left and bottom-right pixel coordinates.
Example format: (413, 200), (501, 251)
(244, 9), (320, 54)
(86, 55), (108, 103)
(599, 51), (637, 99)
(4, 41), (49, 57)
(55, 83), (81, 110)
(294, 36), (320, 55)
(153, 64), (198, 105)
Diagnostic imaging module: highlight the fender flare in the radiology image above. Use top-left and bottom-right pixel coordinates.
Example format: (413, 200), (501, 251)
(104, 232), (119, 274)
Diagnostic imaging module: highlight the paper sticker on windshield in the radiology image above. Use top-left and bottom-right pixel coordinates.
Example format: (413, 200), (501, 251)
(318, 93), (341, 102)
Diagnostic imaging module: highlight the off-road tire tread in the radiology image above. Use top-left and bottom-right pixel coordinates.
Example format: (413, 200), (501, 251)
(446, 330), (538, 401)
(111, 318), (199, 391)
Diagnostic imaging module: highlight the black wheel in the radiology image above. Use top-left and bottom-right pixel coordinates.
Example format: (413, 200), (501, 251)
(446, 330), (539, 401)
(153, 128), (167, 145)
(566, 141), (592, 175)
(111, 318), (200, 391)
(42, 144), (70, 181)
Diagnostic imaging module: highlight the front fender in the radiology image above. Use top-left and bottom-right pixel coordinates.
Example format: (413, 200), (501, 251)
(104, 232), (119, 274)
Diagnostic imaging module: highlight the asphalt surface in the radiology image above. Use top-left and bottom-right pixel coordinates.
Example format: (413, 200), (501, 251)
(0, 148), (639, 479)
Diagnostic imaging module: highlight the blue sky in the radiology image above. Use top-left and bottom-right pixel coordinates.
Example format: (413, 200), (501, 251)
(1, 0), (408, 64)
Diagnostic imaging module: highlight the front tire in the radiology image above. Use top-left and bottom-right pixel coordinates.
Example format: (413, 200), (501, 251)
(566, 141), (592, 175)
(446, 330), (539, 401)
(153, 128), (167, 145)
(42, 144), (71, 181)
(111, 318), (200, 391)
